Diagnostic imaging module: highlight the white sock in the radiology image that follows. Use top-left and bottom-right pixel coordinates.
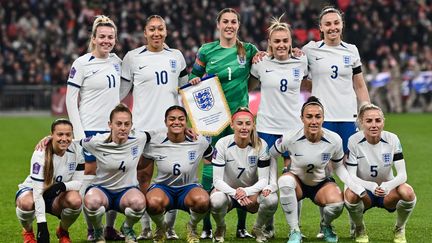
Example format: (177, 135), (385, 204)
(149, 212), (165, 229)
(16, 207), (35, 232)
(278, 176), (299, 231)
(60, 207), (82, 231)
(140, 211), (152, 230)
(84, 206), (105, 229)
(297, 200), (303, 227)
(124, 207), (145, 228)
(396, 197), (417, 229)
(254, 193), (278, 228)
(323, 202), (344, 226)
(210, 191), (229, 227)
(344, 200), (365, 230)
(164, 209), (178, 229)
(105, 210), (117, 228)
(189, 209), (207, 228)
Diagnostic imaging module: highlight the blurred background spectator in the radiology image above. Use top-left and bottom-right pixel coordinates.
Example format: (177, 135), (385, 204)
(0, 0), (431, 112)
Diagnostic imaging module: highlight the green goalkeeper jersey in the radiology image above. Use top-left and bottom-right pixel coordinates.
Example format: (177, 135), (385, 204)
(191, 40), (258, 113)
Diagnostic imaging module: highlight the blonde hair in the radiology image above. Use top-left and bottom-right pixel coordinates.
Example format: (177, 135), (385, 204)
(267, 14), (292, 56)
(232, 107), (262, 151)
(217, 8), (246, 59)
(43, 119), (73, 187)
(88, 15), (117, 52)
(357, 103), (385, 130)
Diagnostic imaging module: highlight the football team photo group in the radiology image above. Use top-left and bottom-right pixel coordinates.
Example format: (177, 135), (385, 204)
(6, 2), (429, 243)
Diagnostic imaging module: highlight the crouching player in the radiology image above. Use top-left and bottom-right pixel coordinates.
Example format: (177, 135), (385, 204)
(16, 119), (84, 243)
(138, 106), (214, 243)
(81, 104), (148, 243)
(210, 107), (278, 243)
(344, 104), (416, 243)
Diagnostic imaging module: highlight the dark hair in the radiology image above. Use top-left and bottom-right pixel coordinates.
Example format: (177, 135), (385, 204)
(106, 103), (132, 143)
(164, 105), (188, 122)
(318, 6), (344, 39)
(44, 119), (73, 187)
(145, 15), (166, 28)
(216, 8), (246, 59)
(109, 103), (132, 122)
(301, 96), (324, 116)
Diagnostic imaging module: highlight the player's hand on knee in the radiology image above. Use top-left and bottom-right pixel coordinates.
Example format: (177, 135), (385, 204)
(261, 189), (271, 197)
(37, 222), (50, 243)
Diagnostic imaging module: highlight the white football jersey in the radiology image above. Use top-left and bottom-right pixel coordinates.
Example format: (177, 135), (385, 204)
(303, 40), (362, 121)
(272, 128), (344, 186)
(251, 55), (307, 134)
(212, 134), (271, 196)
(81, 131), (149, 192)
(122, 47), (188, 131)
(144, 133), (213, 187)
(66, 53), (121, 139)
(346, 131), (403, 185)
(18, 141), (83, 222)
(19, 141), (83, 189)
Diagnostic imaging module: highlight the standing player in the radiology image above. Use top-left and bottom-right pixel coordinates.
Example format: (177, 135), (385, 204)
(120, 14), (199, 240)
(302, 6), (370, 237)
(15, 119), (83, 243)
(65, 15), (124, 241)
(138, 106), (213, 243)
(271, 96), (365, 243)
(344, 104), (416, 243)
(190, 8), (260, 239)
(210, 107), (278, 243)
(82, 104), (148, 243)
(249, 16), (308, 238)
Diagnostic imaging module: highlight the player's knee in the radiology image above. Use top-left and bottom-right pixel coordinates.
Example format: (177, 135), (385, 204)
(278, 175), (297, 193)
(125, 195), (146, 211)
(189, 194), (210, 213)
(146, 196), (165, 214)
(344, 188), (360, 203)
(65, 192), (82, 210)
(17, 198), (34, 211)
(260, 193), (278, 213)
(398, 184), (416, 201)
(210, 191), (228, 212)
(84, 195), (104, 210)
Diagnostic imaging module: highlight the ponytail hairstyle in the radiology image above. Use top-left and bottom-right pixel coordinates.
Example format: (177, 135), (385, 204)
(356, 103), (384, 130)
(300, 96), (324, 117)
(232, 107), (261, 151)
(88, 15), (117, 52)
(216, 8), (246, 60)
(318, 6), (344, 39)
(43, 119), (73, 187)
(105, 103), (132, 143)
(267, 14), (292, 57)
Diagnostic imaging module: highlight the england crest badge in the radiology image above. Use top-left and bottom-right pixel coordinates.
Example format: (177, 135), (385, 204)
(193, 88), (214, 111)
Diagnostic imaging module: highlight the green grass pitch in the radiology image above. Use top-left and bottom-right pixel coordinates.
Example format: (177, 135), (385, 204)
(0, 114), (431, 242)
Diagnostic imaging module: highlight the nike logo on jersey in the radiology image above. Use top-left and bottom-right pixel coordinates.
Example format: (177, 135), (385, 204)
(139, 66), (147, 70)
(294, 153), (303, 156)
(155, 156), (167, 160)
(210, 60), (222, 64)
(356, 156), (365, 159)
(265, 69), (274, 73)
(103, 153), (109, 156)
(226, 159), (235, 162)
(92, 70), (99, 75)
(315, 57), (324, 60)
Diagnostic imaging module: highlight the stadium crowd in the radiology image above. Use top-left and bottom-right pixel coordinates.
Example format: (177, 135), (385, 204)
(1, 0), (431, 112)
